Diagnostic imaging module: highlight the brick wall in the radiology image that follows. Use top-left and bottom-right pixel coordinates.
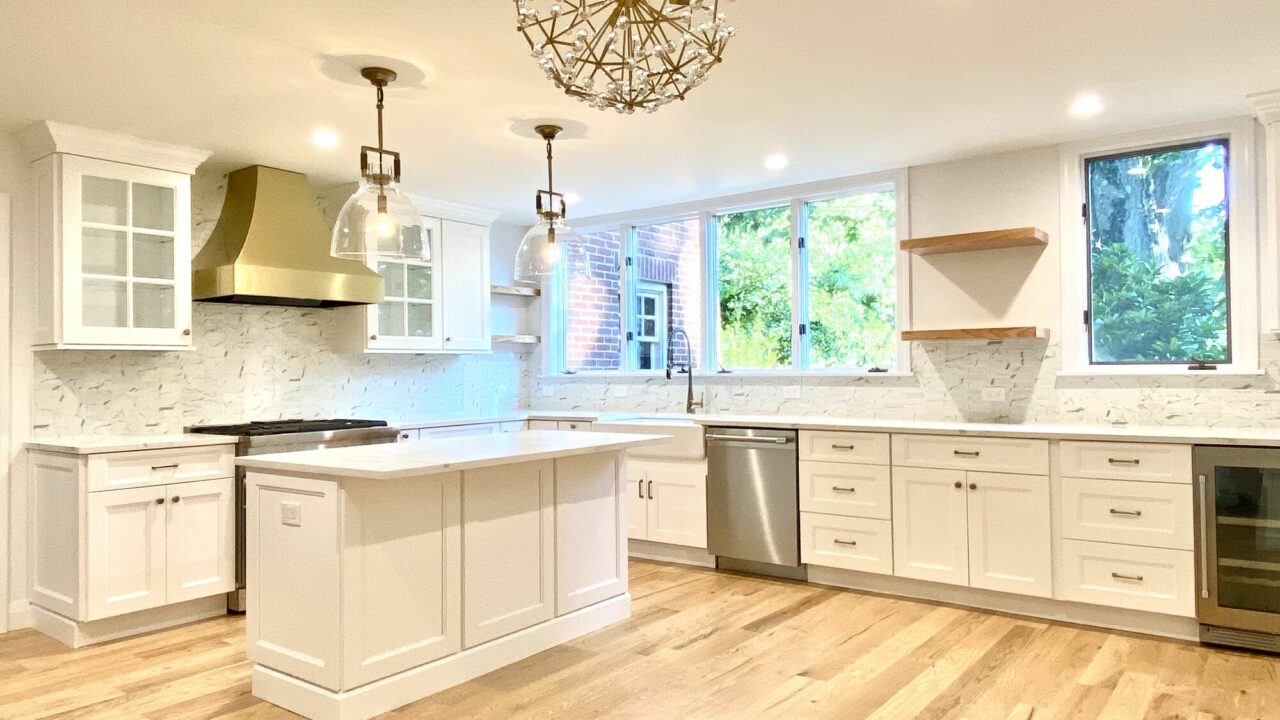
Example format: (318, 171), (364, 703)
(564, 220), (702, 371)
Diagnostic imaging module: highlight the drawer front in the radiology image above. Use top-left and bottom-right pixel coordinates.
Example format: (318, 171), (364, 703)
(799, 461), (891, 520)
(1061, 477), (1193, 550)
(87, 445), (234, 492)
(800, 513), (893, 575)
(1057, 539), (1194, 617)
(891, 434), (1048, 475)
(1059, 441), (1191, 484)
(800, 431), (891, 465)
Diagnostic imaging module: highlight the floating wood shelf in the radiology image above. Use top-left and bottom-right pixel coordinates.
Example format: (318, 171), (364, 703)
(901, 326), (1050, 342)
(491, 284), (541, 298)
(900, 227), (1048, 256)
(493, 334), (541, 345)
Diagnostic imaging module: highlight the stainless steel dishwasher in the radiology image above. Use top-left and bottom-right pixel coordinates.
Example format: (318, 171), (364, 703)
(706, 427), (805, 580)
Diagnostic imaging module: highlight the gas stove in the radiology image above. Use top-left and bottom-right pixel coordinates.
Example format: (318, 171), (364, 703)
(188, 418), (390, 437)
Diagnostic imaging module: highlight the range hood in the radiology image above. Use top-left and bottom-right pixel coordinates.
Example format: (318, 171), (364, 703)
(192, 165), (384, 307)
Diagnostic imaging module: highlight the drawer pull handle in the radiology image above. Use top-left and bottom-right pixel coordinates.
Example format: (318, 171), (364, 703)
(831, 485), (857, 494)
(151, 464), (179, 471)
(831, 443), (857, 450)
(647, 480), (653, 500)
(833, 539), (858, 547)
(1108, 458), (1141, 466)
(638, 479), (645, 500)
(1111, 572), (1144, 582)
(953, 450), (980, 458)
(1109, 508), (1143, 517)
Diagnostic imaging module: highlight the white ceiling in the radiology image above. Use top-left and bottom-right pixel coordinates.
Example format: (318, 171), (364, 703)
(1, 1), (1278, 223)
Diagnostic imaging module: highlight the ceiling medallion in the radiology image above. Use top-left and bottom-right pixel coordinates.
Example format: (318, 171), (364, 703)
(514, 0), (736, 114)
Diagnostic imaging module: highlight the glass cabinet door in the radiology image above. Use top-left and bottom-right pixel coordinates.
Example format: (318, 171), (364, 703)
(367, 218), (441, 351)
(1211, 464), (1280, 615)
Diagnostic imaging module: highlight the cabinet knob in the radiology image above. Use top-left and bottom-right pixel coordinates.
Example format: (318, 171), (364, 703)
(400, 433), (411, 440)
(446, 336), (453, 343)
(182, 328), (191, 336)
(155, 498), (165, 505)
(171, 496), (181, 503)
(954, 481), (962, 489)
(969, 482), (978, 490)
(370, 334), (378, 341)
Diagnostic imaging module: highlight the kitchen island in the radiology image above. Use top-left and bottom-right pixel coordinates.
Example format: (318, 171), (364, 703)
(236, 430), (666, 720)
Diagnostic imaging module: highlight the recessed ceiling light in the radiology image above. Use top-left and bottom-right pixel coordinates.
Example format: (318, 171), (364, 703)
(765, 153), (789, 171)
(1070, 93), (1104, 118)
(311, 128), (340, 149)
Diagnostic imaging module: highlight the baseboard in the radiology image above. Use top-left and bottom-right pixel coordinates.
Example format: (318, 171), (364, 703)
(253, 593), (631, 720)
(7, 599), (32, 632)
(629, 539), (715, 567)
(30, 595), (227, 648)
(806, 566), (1200, 641)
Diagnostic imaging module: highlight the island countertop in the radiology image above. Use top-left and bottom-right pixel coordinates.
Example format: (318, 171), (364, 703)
(236, 429), (669, 481)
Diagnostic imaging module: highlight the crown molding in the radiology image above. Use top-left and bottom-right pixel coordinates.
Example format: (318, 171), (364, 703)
(1250, 89), (1280, 126)
(403, 192), (503, 227)
(19, 121), (211, 175)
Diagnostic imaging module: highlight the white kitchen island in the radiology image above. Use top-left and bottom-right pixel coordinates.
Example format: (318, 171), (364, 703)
(236, 430), (666, 720)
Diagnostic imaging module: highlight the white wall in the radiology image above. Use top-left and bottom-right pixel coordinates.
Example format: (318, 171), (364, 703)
(1, 130), (28, 632)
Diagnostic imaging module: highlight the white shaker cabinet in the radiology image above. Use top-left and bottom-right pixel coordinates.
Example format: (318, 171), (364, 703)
(892, 466), (970, 586)
(626, 459), (708, 549)
(364, 216), (444, 352)
(966, 471), (1053, 597)
(164, 477), (237, 605)
(22, 122), (210, 350)
(440, 219), (492, 352)
(85, 484), (168, 619)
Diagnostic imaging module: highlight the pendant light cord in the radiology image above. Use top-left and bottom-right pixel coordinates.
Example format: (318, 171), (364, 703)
(545, 137), (554, 196)
(376, 84), (386, 179)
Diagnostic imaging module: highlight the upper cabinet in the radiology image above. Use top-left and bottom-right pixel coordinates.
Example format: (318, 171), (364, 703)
(22, 122), (210, 350)
(348, 198), (498, 354)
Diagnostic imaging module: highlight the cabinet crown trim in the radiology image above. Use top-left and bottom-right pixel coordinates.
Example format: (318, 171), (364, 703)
(1250, 89), (1280, 125)
(20, 121), (211, 174)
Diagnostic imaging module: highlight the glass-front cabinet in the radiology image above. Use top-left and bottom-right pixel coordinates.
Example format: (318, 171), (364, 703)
(27, 123), (205, 350)
(365, 216), (443, 352)
(1195, 446), (1280, 636)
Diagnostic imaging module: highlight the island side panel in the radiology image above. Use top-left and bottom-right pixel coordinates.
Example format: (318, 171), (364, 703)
(462, 460), (556, 648)
(555, 451), (629, 614)
(339, 474), (462, 690)
(245, 471), (342, 691)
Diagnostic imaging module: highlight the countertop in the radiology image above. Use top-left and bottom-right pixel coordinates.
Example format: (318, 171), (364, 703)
(26, 433), (240, 455)
(236, 429), (669, 481)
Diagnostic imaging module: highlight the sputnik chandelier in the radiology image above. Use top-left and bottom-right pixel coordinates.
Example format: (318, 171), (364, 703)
(514, 0), (736, 114)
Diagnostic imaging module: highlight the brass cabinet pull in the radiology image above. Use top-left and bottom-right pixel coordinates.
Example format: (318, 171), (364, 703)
(1109, 508), (1143, 517)
(969, 482), (978, 490)
(182, 328), (191, 336)
(151, 464), (179, 471)
(1111, 572), (1144, 582)
(833, 538), (858, 547)
(400, 433), (411, 440)
(171, 496), (181, 503)
(954, 481), (963, 489)
(647, 480), (653, 500)
(638, 479), (645, 500)
(155, 498), (165, 505)
(953, 450), (980, 458)
(831, 443), (857, 450)
(831, 485), (857, 494)
(1108, 458), (1141, 466)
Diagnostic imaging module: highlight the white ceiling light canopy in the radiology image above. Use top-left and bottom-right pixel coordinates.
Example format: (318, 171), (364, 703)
(1070, 92), (1105, 118)
(514, 0), (737, 115)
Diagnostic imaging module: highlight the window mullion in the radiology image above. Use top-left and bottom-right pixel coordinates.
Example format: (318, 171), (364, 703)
(702, 211), (718, 372)
(790, 199), (807, 372)
(620, 223), (636, 372)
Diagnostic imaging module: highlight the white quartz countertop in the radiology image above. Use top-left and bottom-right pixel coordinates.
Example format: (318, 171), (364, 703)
(26, 433), (240, 455)
(236, 429), (669, 481)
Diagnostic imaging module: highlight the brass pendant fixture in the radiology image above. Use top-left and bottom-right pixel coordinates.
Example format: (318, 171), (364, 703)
(513, 124), (587, 283)
(514, 0), (736, 114)
(331, 67), (428, 262)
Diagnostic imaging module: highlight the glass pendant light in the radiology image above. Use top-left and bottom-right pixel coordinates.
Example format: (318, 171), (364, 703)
(514, 124), (587, 283)
(332, 67), (427, 262)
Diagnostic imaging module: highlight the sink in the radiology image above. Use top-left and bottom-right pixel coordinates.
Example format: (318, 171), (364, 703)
(594, 417), (705, 460)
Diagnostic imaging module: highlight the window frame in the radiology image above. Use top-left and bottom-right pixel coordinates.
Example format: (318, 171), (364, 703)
(546, 169), (911, 377)
(1059, 118), (1260, 376)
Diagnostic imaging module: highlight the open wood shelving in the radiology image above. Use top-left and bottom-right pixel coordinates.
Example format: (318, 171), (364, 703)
(901, 326), (1050, 342)
(493, 334), (542, 345)
(491, 284), (541, 298)
(900, 227), (1048, 256)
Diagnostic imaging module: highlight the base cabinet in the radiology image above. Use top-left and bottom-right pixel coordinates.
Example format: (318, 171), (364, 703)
(86, 484), (168, 619)
(627, 459), (707, 549)
(892, 467), (970, 586)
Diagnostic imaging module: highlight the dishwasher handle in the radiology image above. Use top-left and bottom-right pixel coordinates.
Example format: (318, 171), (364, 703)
(706, 434), (792, 445)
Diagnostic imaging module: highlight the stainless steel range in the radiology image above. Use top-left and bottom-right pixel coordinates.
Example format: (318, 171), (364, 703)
(187, 419), (401, 611)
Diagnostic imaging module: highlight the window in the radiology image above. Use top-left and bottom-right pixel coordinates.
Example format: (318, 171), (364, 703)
(1085, 141), (1229, 365)
(716, 205), (792, 370)
(803, 190), (898, 370)
(634, 282), (668, 370)
(548, 170), (908, 375)
(1061, 120), (1258, 374)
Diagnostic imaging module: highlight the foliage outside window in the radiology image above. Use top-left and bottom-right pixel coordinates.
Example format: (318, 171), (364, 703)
(1085, 140), (1229, 365)
(805, 191), (897, 370)
(717, 206), (793, 369)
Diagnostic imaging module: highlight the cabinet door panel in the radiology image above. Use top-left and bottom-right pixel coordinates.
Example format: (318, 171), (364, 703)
(86, 485), (167, 620)
(891, 466), (968, 586)
(556, 453), (628, 614)
(166, 478), (236, 604)
(462, 460), (554, 647)
(966, 472), (1052, 598)
(440, 219), (491, 351)
(646, 462), (708, 549)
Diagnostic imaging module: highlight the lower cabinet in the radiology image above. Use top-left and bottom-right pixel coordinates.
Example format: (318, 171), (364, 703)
(892, 466), (1052, 598)
(555, 453), (628, 614)
(800, 513), (893, 575)
(627, 459), (707, 548)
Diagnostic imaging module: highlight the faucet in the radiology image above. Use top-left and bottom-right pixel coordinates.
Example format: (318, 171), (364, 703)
(666, 328), (704, 414)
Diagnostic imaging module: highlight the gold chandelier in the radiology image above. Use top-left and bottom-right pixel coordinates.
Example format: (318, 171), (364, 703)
(514, 0), (736, 114)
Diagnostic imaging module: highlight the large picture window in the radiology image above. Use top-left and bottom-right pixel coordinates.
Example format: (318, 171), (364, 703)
(716, 205), (792, 370)
(1085, 140), (1230, 365)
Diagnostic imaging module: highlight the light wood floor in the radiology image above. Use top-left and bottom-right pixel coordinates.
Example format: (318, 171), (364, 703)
(2, 560), (1279, 719)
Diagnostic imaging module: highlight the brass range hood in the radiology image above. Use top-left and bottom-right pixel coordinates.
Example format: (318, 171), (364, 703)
(193, 165), (384, 307)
